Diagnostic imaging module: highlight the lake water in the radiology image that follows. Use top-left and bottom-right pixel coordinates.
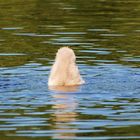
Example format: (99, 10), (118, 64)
(0, 0), (140, 139)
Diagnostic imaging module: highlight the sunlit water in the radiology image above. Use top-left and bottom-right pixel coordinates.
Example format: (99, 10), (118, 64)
(0, 0), (140, 139)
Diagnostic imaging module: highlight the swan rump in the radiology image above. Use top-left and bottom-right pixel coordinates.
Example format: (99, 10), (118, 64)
(48, 47), (85, 86)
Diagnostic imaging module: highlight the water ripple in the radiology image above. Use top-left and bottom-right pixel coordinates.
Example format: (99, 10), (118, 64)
(0, 0), (140, 139)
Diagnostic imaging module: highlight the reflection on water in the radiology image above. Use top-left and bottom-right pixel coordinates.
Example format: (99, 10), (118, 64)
(0, 0), (140, 139)
(51, 93), (77, 139)
(49, 85), (80, 92)
(0, 0), (140, 67)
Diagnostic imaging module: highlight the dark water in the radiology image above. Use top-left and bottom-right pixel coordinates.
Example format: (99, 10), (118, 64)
(0, 0), (140, 139)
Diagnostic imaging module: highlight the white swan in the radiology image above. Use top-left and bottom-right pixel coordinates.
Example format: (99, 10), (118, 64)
(48, 47), (85, 86)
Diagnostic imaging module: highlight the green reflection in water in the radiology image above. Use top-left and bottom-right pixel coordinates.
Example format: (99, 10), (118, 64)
(0, 0), (140, 67)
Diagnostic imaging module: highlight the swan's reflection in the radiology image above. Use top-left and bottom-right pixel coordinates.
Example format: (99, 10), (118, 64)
(50, 86), (79, 139)
(49, 85), (79, 92)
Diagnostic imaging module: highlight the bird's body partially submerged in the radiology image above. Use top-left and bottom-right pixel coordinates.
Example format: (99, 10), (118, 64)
(48, 47), (85, 86)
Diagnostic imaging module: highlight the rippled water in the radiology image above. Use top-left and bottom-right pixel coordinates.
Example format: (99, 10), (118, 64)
(0, 0), (140, 139)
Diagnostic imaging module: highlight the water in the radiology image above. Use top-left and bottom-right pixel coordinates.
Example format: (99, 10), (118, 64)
(0, 0), (140, 139)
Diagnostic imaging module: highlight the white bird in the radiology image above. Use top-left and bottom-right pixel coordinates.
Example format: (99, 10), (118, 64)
(48, 47), (85, 86)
